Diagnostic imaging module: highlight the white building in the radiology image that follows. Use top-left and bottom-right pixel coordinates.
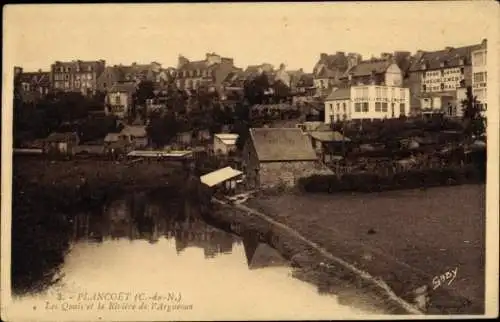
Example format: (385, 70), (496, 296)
(324, 85), (410, 123)
(471, 41), (487, 114)
(213, 133), (239, 155)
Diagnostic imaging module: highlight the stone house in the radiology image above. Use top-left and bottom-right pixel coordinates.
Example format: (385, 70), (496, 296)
(242, 128), (332, 189)
(43, 132), (80, 156)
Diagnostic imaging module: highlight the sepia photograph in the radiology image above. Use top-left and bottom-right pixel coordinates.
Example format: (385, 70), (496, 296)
(1, 2), (499, 320)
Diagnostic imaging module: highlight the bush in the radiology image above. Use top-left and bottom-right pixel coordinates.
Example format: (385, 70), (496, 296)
(298, 165), (483, 194)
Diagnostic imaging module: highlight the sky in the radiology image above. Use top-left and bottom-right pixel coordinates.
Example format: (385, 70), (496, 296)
(2, 2), (497, 73)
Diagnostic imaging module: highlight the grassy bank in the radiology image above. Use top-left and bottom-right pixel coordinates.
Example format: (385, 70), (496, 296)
(245, 185), (485, 314)
(203, 184), (485, 314)
(11, 157), (188, 295)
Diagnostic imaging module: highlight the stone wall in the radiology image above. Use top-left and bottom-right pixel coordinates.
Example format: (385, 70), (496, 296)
(259, 161), (333, 189)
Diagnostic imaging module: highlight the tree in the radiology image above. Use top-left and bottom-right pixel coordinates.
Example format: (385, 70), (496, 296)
(461, 86), (485, 140)
(146, 111), (180, 148)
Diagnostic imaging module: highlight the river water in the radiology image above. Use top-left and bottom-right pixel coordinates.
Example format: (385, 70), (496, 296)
(9, 191), (380, 320)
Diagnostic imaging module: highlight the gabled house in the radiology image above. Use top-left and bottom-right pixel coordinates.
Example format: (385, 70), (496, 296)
(104, 82), (137, 119)
(312, 52), (361, 95)
(340, 59), (403, 87)
(242, 128), (331, 189)
(14, 68), (51, 103)
(119, 125), (148, 149)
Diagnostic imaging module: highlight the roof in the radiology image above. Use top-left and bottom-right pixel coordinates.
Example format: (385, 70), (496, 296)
(109, 82), (137, 93)
(45, 132), (79, 142)
(325, 87), (351, 100)
(309, 131), (350, 142)
(345, 60), (391, 77)
(104, 133), (121, 142)
(214, 133), (239, 145)
(200, 167), (243, 187)
(120, 125), (147, 137)
(296, 73), (315, 87)
(249, 128), (318, 162)
(409, 44), (482, 72)
(18, 71), (51, 87)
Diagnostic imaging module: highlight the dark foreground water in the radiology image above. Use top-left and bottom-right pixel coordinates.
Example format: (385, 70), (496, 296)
(9, 191), (377, 320)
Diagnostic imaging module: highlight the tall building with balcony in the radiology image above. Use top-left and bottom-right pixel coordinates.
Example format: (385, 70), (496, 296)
(407, 41), (484, 117)
(471, 39), (488, 113)
(50, 60), (106, 95)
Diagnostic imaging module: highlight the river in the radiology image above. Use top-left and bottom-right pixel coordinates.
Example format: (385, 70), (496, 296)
(9, 190), (381, 320)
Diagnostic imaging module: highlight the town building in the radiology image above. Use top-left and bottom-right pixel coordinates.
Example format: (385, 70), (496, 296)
(312, 52), (362, 97)
(50, 60), (106, 95)
(471, 39), (488, 113)
(118, 125), (148, 149)
(97, 62), (163, 92)
(242, 128), (332, 189)
(175, 53), (237, 92)
(104, 82), (137, 119)
(293, 73), (316, 101)
(324, 85), (410, 123)
(213, 133), (239, 156)
(13, 67), (51, 103)
(407, 41), (484, 117)
(341, 58), (404, 87)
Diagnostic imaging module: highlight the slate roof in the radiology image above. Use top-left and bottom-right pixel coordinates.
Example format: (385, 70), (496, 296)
(19, 71), (51, 87)
(249, 128), (318, 162)
(344, 60), (391, 77)
(409, 44), (482, 72)
(325, 87), (351, 101)
(296, 73), (315, 87)
(109, 82), (137, 93)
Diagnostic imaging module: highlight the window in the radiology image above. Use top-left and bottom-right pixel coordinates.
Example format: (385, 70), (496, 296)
(330, 103), (333, 111)
(75, 81), (81, 88)
(376, 87), (382, 98)
(400, 103), (405, 116)
(115, 95), (121, 105)
(460, 67), (464, 74)
(65, 74), (70, 80)
(354, 103), (362, 112)
(342, 102), (346, 112)
(336, 103), (340, 111)
(382, 87), (388, 98)
(440, 83), (444, 91)
(474, 72), (486, 83)
(400, 89), (406, 99)
(382, 102), (388, 112)
(422, 84), (427, 92)
(362, 102), (369, 112)
(375, 102), (382, 112)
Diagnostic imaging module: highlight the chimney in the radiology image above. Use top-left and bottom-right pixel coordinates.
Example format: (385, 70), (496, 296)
(38, 69), (42, 73)
(279, 63), (286, 71)
(320, 53), (328, 61)
(178, 55), (189, 69)
(336, 51), (345, 56)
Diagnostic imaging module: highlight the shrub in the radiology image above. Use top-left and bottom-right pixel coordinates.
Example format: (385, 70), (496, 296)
(298, 166), (483, 194)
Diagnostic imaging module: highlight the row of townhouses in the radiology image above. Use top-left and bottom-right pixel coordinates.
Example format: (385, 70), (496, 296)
(14, 39), (488, 122)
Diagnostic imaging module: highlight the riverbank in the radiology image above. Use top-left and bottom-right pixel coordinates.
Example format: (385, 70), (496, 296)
(11, 157), (188, 294)
(204, 184), (485, 315)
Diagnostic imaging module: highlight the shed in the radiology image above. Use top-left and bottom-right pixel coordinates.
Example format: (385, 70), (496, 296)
(200, 166), (244, 195)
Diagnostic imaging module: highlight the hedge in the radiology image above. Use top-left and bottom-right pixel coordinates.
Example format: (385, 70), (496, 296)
(298, 165), (484, 194)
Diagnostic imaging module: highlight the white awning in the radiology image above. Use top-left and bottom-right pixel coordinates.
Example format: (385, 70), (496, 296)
(200, 167), (243, 187)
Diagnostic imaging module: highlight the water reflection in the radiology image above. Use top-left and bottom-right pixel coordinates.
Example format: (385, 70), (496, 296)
(10, 190), (375, 319)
